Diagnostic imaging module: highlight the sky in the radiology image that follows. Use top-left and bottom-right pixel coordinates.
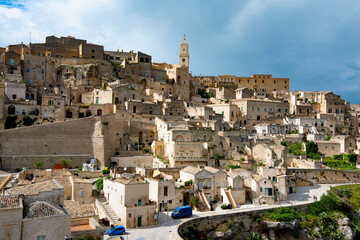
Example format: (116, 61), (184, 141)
(1, 0), (360, 102)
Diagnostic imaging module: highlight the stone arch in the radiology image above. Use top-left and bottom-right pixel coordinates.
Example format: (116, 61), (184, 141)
(140, 57), (144, 62)
(97, 109), (102, 116)
(66, 109), (73, 118)
(253, 85), (258, 91)
(30, 94), (35, 100)
(257, 115), (261, 121)
(145, 57), (149, 62)
(25, 93), (29, 100)
(8, 105), (15, 115)
(156, 146), (163, 157)
(177, 75), (181, 82)
(175, 135), (185, 142)
(85, 110), (91, 117)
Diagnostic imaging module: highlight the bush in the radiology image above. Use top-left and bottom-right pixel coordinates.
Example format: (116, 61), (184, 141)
(341, 187), (352, 199)
(23, 116), (37, 126)
(95, 178), (103, 192)
(191, 196), (199, 208)
(215, 153), (224, 160)
(221, 204), (231, 210)
(102, 169), (110, 175)
(226, 164), (241, 169)
(240, 157), (245, 162)
(59, 158), (71, 168)
(281, 141), (288, 146)
(307, 194), (342, 216)
(34, 161), (43, 169)
(289, 142), (305, 155)
(143, 148), (150, 154)
(263, 207), (302, 222)
(184, 179), (193, 187)
(5, 116), (18, 129)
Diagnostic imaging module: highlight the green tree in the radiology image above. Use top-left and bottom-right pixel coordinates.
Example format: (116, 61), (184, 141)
(96, 178), (103, 192)
(59, 158), (71, 168)
(23, 116), (37, 126)
(191, 196), (199, 208)
(34, 160), (43, 169)
(5, 116), (18, 129)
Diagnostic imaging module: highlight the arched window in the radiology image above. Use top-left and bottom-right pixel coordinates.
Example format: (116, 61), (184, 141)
(8, 105), (15, 115)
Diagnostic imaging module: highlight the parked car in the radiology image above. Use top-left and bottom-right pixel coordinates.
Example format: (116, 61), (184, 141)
(171, 205), (192, 218)
(107, 225), (126, 236)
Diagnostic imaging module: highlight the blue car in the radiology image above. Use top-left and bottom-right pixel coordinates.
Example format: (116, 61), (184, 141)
(107, 226), (126, 236)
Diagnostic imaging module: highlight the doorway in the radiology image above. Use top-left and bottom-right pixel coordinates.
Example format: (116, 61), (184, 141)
(137, 216), (142, 227)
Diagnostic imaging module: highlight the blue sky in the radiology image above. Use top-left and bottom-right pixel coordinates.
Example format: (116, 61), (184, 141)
(1, 0), (360, 103)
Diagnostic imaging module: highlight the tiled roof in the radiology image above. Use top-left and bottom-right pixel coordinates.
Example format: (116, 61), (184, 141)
(25, 201), (67, 218)
(8, 179), (63, 196)
(64, 200), (96, 218)
(0, 196), (20, 208)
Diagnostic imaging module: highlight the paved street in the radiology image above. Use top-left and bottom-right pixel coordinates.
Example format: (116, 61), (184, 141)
(103, 184), (343, 240)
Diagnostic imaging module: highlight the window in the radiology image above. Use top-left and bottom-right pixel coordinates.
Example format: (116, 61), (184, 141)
(164, 187), (168, 197)
(278, 108), (281, 112)
(48, 101), (53, 106)
(182, 58), (185, 62)
(26, 67), (29, 72)
(12, 94), (17, 100)
(252, 107), (255, 111)
(116, 57), (120, 60)
(231, 111), (234, 117)
(80, 191), (85, 197)
(260, 187), (263, 192)
(138, 199), (142, 206)
(37, 236), (46, 240)
(10, 59), (14, 66)
(264, 108), (267, 112)
(27, 59), (30, 63)
(257, 107), (260, 112)
(240, 107), (243, 111)
(92, 49), (95, 53)
(265, 188), (273, 196)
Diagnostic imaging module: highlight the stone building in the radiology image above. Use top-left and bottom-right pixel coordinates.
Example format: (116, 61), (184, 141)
(103, 173), (157, 228)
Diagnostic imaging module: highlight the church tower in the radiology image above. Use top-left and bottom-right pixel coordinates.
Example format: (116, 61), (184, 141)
(179, 34), (189, 68)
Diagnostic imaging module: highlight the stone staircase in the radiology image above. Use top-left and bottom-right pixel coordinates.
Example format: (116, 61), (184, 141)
(96, 198), (122, 226)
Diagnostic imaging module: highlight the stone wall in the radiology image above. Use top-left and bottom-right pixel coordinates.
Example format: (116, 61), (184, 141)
(22, 213), (71, 240)
(176, 203), (310, 240)
(0, 207), (22, 240)
(287, 168), (360, 184)
(0, 117), (96, 170)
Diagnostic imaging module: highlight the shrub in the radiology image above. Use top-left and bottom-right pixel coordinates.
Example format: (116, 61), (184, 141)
(226, 164), (241, 169)
(5, 116), (18, 129)
(221, 204), (231, 210)
(23, 116), (37, 126)
(281, 141), (288, 146)
(95, 178), (103, 192)
(59, 158), (71, 168)
(289, 142), (305, 155)
(191, 196), (199, 208)
(307, 194), (342, 216)
(263, 207), (301, 222)
(215, 153), (224, 160)
(341, 187), (352, 199)
(102, 169), (110, 175)
(34, 161), (43, 169)
(240, 157), (245, 162)
(143, 148), (150, 154)
(184, 179), (193, 187)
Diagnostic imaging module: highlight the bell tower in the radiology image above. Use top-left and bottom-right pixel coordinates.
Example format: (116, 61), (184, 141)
(179, 34), (189, 68)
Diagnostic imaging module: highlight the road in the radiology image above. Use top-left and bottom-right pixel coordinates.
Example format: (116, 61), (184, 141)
(103, 184), (342, 240)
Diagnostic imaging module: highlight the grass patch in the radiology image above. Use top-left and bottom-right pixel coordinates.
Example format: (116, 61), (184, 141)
(331, 184), (360, 210)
